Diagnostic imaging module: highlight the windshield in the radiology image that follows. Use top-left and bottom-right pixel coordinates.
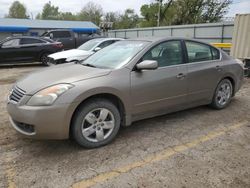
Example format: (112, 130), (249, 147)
(81, 40), (149, 69)
(78, 39), (103, 51)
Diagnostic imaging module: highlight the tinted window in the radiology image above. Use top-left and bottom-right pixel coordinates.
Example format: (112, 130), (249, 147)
(97, 40), (115, 49)
(52, 31), (71, 38)
(2, 39), (20, 47)
(142, 40), (183, 67)
(20, 38), (45, 45)
(211, 47), (220, 60)
(78, 38), (103, 51)
(185, 41), (213, 63)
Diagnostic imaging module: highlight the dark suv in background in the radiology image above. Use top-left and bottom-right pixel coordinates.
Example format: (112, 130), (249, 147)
(41, 29), (103, 50)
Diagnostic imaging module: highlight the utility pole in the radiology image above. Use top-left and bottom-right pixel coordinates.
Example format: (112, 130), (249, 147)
(157, 0), (162, 27)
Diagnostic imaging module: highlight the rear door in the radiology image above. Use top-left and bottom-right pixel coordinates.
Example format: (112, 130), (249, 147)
(184, 40), (222, 103)
(0, 38), (22, 64)
(19, 38), (47, 61)
(130, 40), (188, 117)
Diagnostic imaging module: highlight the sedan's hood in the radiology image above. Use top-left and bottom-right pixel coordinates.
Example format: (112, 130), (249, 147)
(16, 63), (111, 95)
(48, 49), (92, 60)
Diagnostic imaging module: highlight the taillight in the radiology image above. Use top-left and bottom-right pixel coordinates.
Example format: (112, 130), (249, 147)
(52, 43), (63, 48)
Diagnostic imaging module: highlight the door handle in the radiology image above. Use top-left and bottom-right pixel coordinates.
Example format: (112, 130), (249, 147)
(176, 73), (185, 79)
(215, 65), (222, 72)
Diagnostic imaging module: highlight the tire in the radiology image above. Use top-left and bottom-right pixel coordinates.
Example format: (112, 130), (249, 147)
(71, 99), (121, 148)
(210, 79), (233, 109)
(40, 52), (50, 66)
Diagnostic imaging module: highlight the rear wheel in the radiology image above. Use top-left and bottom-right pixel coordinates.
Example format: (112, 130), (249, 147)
(211, 79), (233, 109)
(71, 99), (121, 148)
(40, 52), (50, 66)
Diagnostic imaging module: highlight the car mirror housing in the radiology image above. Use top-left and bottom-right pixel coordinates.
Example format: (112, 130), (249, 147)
(94, 47), (101, 52)
(136, 60), (158, 71)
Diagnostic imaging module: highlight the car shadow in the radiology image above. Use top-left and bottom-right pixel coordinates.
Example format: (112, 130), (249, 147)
(13, 96), (242, 155)
(0, 63), (44, 69)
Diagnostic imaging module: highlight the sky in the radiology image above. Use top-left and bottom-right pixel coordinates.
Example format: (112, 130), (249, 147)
(0, 0), (249, 19)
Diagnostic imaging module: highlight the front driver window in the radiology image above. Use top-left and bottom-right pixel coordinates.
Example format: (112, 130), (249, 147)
(2, 39), (20, 47)
(142, 40), (183, 67)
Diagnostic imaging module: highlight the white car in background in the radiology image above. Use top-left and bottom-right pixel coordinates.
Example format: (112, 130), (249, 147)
(47, 38), (123, 65)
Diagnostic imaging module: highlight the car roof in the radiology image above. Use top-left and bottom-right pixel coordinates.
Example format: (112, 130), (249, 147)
(123, 37), (214, 46)
(90, 37), (124, 42)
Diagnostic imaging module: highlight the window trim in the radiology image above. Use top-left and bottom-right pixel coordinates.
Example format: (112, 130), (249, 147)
(183, 40), (222, 64)
(134, 39), (186, 70)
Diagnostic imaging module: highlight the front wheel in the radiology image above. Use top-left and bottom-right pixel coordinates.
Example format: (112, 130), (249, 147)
(71, 99), (121, 148)
(211, 79), (233, 109)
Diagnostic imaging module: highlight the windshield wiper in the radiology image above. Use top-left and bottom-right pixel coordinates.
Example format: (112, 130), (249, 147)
(82, 63), (96, 68)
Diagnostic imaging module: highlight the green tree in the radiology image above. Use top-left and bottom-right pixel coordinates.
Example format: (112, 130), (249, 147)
(116, 9), (139, 29)
(59, 12), (77, 21)
(78, 2), (103, 25)
(37, 1), (60, 20)
(202, 0), (232, 23)
(140, 0), (232, 27)
(6, 1), (29, 19)
(103, 12), (119, 29)
(140, 0), (174, 27)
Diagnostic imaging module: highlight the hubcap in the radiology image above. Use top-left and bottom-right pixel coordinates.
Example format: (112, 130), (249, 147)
(216, 82), (231, 106)
(81, 108), (115, 143)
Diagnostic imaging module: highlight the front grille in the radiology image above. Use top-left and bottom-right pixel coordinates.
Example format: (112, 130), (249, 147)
(48, 57), (55, 64)
(9, 86), (26, 103)
(49, 57), (66, 65)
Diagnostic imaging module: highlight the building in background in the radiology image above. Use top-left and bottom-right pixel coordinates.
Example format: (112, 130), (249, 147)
(0, 18), (99, 41)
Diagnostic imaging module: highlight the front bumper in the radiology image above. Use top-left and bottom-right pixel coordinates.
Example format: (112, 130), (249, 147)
(48, 57), (66, 65)
(7, 101), (76, 139)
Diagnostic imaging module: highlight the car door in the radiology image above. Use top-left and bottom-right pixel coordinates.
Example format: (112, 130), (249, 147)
(184, 40), (222, 104)
(19, 38), (46, 61)
(0, 38), (22, 64)
(130, 40), (188, 118)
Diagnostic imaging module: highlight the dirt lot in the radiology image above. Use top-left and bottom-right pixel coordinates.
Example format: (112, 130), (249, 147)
(0, 65), (250, 188)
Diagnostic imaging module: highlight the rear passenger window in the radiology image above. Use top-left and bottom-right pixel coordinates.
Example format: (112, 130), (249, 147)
(185, 41), (212, 63)
(211, 47), (220, 60)
(20, 38), (45, 44)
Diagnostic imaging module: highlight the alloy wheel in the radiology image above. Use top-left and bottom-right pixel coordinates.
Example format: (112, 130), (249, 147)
(81, 108), (115, 143)
(216, 82), (232, 106)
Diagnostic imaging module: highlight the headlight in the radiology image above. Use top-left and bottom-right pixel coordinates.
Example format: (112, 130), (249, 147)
(27, 84), (74, 106)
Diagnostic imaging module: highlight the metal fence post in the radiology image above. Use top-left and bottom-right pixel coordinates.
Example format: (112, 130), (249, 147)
(194, 26), (196, 39)
(221, 24), (225, 43)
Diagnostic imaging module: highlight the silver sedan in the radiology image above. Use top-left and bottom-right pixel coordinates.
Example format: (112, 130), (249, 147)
(7, 37), (244, 148)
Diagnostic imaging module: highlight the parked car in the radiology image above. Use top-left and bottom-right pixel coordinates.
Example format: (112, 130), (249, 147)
(7, 38), (244, 148)
(47, 38), (123, 65)
(41, 29), (103, 50)
(0, 36), (63, 65)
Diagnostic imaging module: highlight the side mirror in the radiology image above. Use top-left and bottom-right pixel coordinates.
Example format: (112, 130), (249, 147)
(94, 47), (101, 52)
(49, 33), (53, 39)
(136, 60), (158, 71)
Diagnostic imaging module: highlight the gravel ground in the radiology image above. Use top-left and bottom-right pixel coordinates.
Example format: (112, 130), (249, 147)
(0, 65), (249, 188)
